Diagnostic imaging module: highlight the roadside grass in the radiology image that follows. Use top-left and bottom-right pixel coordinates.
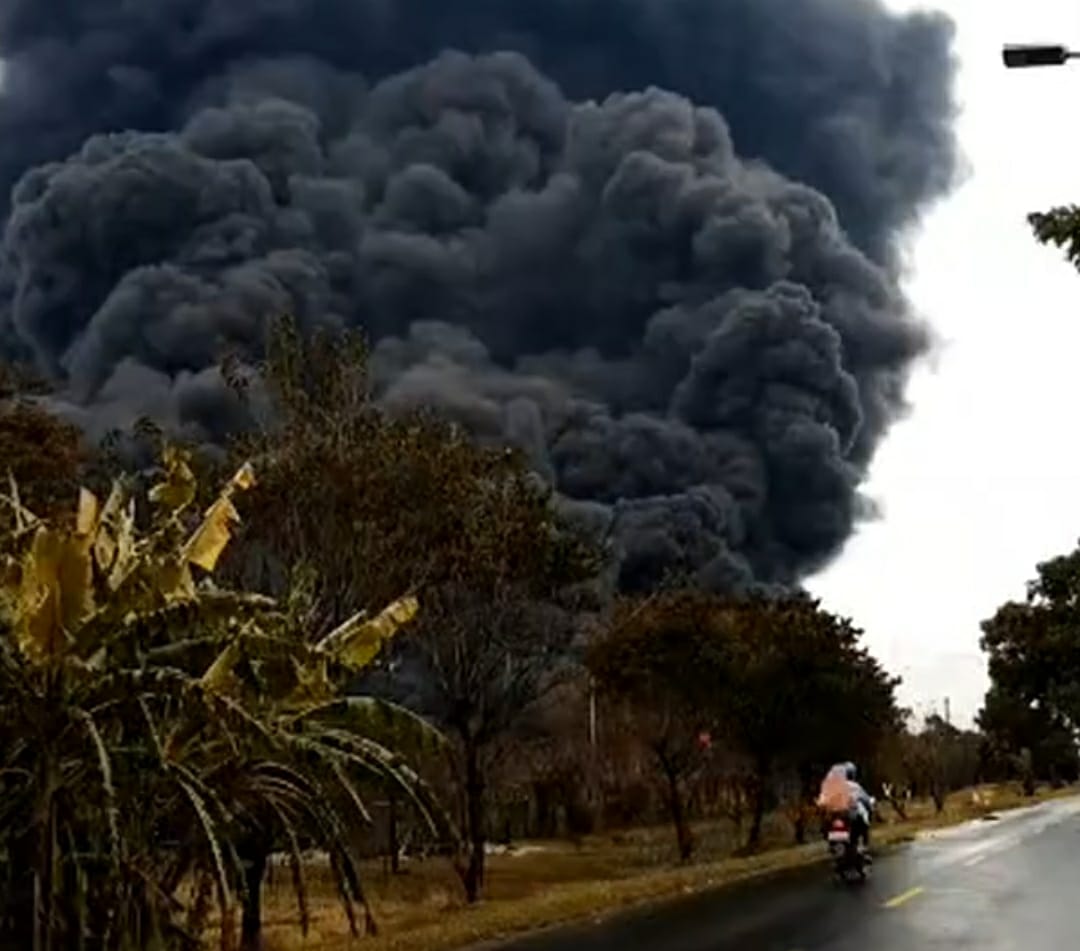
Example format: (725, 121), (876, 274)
(262, 783), (1072, 951)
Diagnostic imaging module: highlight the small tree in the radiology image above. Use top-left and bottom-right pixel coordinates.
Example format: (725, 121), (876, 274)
(588, 592), (728, 861)
(900, 715), (981, 813)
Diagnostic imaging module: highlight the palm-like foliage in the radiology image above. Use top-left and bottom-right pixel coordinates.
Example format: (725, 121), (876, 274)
(0, 448), (453, 951)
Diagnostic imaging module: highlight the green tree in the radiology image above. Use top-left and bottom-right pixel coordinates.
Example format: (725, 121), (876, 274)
(979, 543), (1080, 791)
(715, 596), (901, 849)
(588, 592), (727, 861)
(589, 592), (902, 853)
(1030, 205), (1080, 268)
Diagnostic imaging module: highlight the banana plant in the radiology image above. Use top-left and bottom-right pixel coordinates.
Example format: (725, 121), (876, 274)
(0, 447), (456, 951)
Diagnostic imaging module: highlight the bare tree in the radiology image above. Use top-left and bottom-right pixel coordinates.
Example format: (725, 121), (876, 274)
(408, 589), (587, 899)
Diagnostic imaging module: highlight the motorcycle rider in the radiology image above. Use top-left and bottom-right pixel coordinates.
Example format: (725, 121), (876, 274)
(817, 761), (874, 855)
(843, 761), (874, 851)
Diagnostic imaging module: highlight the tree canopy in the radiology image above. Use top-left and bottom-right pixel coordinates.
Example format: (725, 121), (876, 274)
(0, 399), (86, 538)
(588, 591), (902, 854)
(979, 543), (1080, 786)
(228, 321), (598, 630)
(1030, 205), (1080, 269)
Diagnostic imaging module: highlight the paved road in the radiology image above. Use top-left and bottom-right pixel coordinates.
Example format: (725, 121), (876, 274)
(493, 796), (1080, 951)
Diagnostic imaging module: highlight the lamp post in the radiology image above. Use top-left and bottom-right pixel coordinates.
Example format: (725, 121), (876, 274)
(1003, 44), (1080, 68)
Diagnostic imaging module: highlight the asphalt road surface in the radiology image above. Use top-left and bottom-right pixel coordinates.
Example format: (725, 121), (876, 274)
(493, 796), (1080, 951)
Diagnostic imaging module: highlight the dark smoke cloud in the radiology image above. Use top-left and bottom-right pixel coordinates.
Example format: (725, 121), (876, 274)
(0, 0), (956, 264)
(0, 1), (957, 592)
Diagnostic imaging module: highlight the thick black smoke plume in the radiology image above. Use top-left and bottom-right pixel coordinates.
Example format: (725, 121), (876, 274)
(0, 0), (957, 592)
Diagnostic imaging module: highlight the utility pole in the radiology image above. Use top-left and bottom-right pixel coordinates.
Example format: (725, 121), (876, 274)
(944, 696), (951, 727)
(588, 677), (597, 747)
(587, 676), (601, 829)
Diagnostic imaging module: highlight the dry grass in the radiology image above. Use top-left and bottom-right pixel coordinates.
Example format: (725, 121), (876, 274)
(261, 783), (1073, 951)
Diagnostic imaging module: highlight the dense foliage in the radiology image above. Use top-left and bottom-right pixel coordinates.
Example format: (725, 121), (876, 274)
(0, 447), (446, 950)
(979, 545), (1080, 788)
(588, 592), (902, 857)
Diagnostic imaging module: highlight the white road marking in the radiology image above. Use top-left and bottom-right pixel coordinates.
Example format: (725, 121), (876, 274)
(883, 886), (925, 909)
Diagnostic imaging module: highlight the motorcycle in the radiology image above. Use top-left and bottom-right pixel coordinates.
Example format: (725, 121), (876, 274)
(825, 814), (868, 883)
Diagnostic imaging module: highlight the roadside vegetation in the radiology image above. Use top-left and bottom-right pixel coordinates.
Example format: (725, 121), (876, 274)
(256, 782), (1072, 951)
(1, 319), (1078, 950)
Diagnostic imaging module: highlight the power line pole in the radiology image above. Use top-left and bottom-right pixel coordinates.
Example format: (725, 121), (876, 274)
(588, 677), (597, 747)
(587, 677), (601, 829)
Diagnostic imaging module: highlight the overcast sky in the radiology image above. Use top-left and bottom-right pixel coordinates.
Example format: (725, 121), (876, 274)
(811, 0), (1080, 726)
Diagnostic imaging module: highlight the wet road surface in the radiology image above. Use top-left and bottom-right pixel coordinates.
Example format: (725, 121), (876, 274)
(492, 796), (1080, 951)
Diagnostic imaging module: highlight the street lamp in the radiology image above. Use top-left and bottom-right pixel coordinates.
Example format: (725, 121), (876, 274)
(1003, 44), (1080, 68)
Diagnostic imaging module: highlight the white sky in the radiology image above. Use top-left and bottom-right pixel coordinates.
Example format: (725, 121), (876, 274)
(810, 0), (1080, 727)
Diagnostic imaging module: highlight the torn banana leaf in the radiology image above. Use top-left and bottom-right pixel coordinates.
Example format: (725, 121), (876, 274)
(315, 595), (419, 671)
(182, 461), (256, 572)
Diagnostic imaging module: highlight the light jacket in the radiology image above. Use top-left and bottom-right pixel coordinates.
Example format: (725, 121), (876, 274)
(847, 779), (873, 822)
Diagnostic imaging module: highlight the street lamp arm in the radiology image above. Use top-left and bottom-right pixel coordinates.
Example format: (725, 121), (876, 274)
(1003, 44), (1080, 68)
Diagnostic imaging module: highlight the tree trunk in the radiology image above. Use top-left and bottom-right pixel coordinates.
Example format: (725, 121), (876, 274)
(240, 843), (269, 951)
(462, 738), (486, 903)
(1019, 748), (1036, 796)
(793, 763), (815, 845)
(656, 755), (699, 859)
(930, 782), (946, 814)
(534, 782), (555, 839)
(669, 785), (695, 859)
(748, 791), (766, 850)
(3, 831), (36, 948)
(747, 759), (771, 851)
(388, 790), (401, 875)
